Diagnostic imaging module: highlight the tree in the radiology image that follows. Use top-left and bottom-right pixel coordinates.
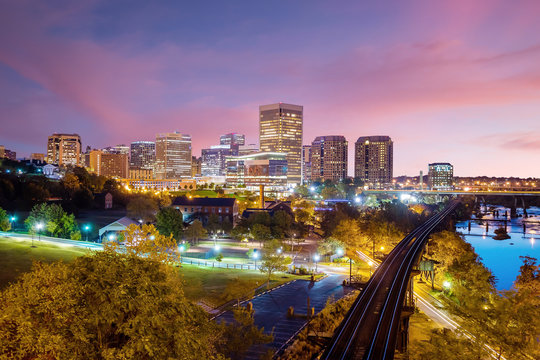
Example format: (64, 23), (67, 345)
(155, 207), (183, 243)
(184, 220), (207, 244)
(332, 218), (362, 249)
(408, 328), (489, 360)
(73, 187), (94, 209)
(259, 240), (291, 287)
(126, 196), (158, 222)
(272, 210), (292, 239)
(218, 307), (273, 360)
(0, 207), (11, 231)
(62, 172), (81, 199)
(0, 252), (222, 359)
(318, 237), (345, 256)
(221, 279), (255, 307)
(221, 216), (233, 234)
(321, 186), (340, 200)
(24, 203), (79, 239)
(207, 213), (221, 235)
(252, 223), (272, 247)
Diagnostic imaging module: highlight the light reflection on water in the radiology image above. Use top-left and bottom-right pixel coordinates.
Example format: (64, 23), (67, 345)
(456, 206), (540, 290)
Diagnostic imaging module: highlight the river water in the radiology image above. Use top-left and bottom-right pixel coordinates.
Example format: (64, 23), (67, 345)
(456, 206), (540, 290)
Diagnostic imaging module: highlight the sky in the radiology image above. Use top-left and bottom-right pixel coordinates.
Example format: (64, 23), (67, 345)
(1, 0), (540, 177)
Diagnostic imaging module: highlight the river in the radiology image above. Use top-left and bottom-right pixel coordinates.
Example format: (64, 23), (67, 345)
(456, 206), (540, 290)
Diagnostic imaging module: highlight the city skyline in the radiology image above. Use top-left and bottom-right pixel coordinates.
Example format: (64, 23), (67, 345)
(1, 1), (540, 178)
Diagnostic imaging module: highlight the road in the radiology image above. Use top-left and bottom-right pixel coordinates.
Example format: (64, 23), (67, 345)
(215, 274), (353, 359)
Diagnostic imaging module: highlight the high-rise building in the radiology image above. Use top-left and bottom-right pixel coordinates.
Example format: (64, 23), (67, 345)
(0, 145), (16, 161)
(130, 141), (156, 170)
(102, 144), (130, 156)
(259, 103), (303, 184)
(238, 144), (259, 156)
(428, 163), (454, 190)
(191, 156), (202, 177)
(301, 145), (312, 185)
(310, 136), (348, 182)
(47, 133), (82, 166)
(201, 145), (236, 177)
(220, 133), (245, 146)
(354, 136), (393, 188)
(225, 152), (288, 190)
(31, 153), (45, 162)
(154, 132), (192, 179)
(89, 150), (128, 178)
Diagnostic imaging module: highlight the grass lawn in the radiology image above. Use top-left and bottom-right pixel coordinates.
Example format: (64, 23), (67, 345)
(180, 264), (311, 307)
(0, 236), (309, 309)
(0, 236), (91, 289)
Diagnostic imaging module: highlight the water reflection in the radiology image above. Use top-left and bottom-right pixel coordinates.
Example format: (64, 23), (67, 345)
(456, 206), (540, 290)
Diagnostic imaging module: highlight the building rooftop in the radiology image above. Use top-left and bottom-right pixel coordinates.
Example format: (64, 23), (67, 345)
(172, 196), (236, 207)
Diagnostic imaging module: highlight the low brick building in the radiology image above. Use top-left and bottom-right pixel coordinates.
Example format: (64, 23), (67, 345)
(171, 196), (238, 225)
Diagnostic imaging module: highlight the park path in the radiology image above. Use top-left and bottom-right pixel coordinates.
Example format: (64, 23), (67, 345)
(215, 274), (352, 359)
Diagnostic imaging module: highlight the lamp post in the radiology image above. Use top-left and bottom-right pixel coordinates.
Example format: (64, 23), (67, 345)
(253, 250), (259, 269)
(84, 224), (91, 241)
(314, 254), (320, 273)
(368, 260), (373, 277)
(36, 222), (44, 244)
(179, 244), (185, 264)
(9, 215), (16, 231)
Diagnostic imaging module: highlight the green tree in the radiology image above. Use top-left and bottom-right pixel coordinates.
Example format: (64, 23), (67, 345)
(126, 196), (158, 222)
(184, 220), (207, 245)
(332, 218), (362, 249)
(0, 252), (222, 359)
(25, 203), (79, 239)
(272, 210), (292, 239)
(259, 240), (291, 287)
(62, 172), (81, 199)
(218, 307), (273, 360)
(221, 216), (233, 234)
(207, 213), (221, 235)
(252, 223), (272, 247)
(0, 207), (11, 231)
(321, 186), (340, 200)
(409, 328), (489, 360)
(155, 207), (183, 243)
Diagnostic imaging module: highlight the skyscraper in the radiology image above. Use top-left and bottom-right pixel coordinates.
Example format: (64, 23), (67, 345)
(154, 132), (192, 179)
(47, 133), (82, 166)
(310, 136), (348, 181)
(130, 141), (156, 170)
(354, 136), (393, 188)
(201, 145), (236, 177)
(89, 150), (128, 178)
(428, 163), (454, 190)
(220, 133), (245, 146)
(259, 103), (303, 184)
(301, 145), (312, 185)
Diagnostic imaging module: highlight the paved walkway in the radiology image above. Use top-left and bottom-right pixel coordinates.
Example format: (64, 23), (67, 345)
(216, 274), (352, 359)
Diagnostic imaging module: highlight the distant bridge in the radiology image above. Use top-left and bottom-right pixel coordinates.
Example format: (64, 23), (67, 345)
(361, 189), (540, 197)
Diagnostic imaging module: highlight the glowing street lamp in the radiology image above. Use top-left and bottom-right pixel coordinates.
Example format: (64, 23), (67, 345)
(108, 233), (116, 242)
(336, 248), (344, 256)
(443, 280), (451, 293)
(214, 244), (221, 252)
(179, 244), (185, 264)
(276, 247), (282, 255)
(9, 215), (16, 231)
(34, 222), (44, 247)
(368, 260), (373, 276)
(83, 224), (91, 241)
(252, 250), (259, 269)
(314, 254), (320, 273)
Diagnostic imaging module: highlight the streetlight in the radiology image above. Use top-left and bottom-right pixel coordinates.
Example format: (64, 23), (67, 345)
(253, 250), (259, 269)
(336, 248), (344, 256)
(314, 254), (320, 273)
(276, 247), (282, 255)
(9, 215), (16, 231)
(179, 244), (185, 264)
(367, 260), (373, 276)
(108, 233), (116, 242)
(83, 224), (91, 241)
(443, 280), (451, 293)
(36, 222), (44, 243)
(214, 244), (221, 252)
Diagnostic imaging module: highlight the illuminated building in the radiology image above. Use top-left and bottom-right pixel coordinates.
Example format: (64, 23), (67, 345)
(47, 133), (81, 166)
(310, 136), (348, 181)
(120, 178), (196, 191)
(301, 145), (312, 185)
(220, 133), (245, 146)
(192, 156), (202, 177)
(226, 152), (288, 190)
(128, 168), (153, 179)
(154, 132), (192, 179)
(428, 163), (454, 190)
(89, 150), (128, 178)
(259, 103), (303, 184)
(172, 196), (238, 224)
(354, 136), (393, 188)
(238, 144), (259, 156)
(0, 146), (16, 160)
(130, 141), (155, 170)
(31, 153), (45, 162)
(201, 145), (237, 177)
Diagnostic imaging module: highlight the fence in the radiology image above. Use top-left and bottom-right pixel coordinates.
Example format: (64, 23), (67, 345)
(180, 257), (259, 270)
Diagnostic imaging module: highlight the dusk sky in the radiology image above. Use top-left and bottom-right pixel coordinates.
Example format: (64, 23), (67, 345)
(1, 0), (540, 177)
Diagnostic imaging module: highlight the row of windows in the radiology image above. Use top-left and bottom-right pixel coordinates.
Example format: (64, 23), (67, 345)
(179, 206), (230, 214)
